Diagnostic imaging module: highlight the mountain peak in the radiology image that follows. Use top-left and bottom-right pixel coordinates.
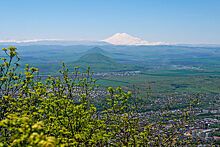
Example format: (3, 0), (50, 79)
(85, 47), (107, 54)
(102, 33), (166, 46)
(113, 33), (132, 37)
(78, 53), (115, 64)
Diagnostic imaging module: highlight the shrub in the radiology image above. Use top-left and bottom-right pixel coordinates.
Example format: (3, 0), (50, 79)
(0, 47), (200, 146)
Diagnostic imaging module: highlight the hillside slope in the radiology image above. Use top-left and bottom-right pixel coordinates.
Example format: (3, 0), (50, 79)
(83, 47), (109, 55)
(68, 53), (139, 72)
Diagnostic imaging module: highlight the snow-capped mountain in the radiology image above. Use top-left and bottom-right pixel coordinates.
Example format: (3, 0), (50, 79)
(102, 33), (166, 45)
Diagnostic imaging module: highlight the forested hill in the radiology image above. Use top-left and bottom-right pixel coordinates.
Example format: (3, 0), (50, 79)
(67, 53), (139, 72)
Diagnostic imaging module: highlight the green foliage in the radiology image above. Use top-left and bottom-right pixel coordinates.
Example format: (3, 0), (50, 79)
(0, 114), (55, 147)
(0, 47), (200, 146)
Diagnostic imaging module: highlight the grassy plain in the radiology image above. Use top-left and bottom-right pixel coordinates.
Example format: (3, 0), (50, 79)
(95, 70), (220, 95)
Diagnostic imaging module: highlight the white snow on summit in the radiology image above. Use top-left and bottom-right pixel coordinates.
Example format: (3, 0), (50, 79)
(102, 33), (166, 45)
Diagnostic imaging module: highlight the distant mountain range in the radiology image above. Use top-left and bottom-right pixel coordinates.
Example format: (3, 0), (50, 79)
(0, 39), (110, 46)
(0, 33), (165, 46)
(0, 33), (219, 47)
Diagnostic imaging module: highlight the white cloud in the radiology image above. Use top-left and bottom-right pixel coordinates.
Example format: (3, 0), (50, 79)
(0, 39), (64, 43)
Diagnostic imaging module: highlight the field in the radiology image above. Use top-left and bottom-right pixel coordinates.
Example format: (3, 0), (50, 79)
(96, 70), (220, 95)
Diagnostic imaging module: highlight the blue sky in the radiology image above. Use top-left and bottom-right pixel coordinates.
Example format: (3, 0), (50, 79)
(0, 0), (219, 44)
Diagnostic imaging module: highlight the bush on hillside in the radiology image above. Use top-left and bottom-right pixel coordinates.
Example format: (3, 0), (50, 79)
(0, 47), (200, 146)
